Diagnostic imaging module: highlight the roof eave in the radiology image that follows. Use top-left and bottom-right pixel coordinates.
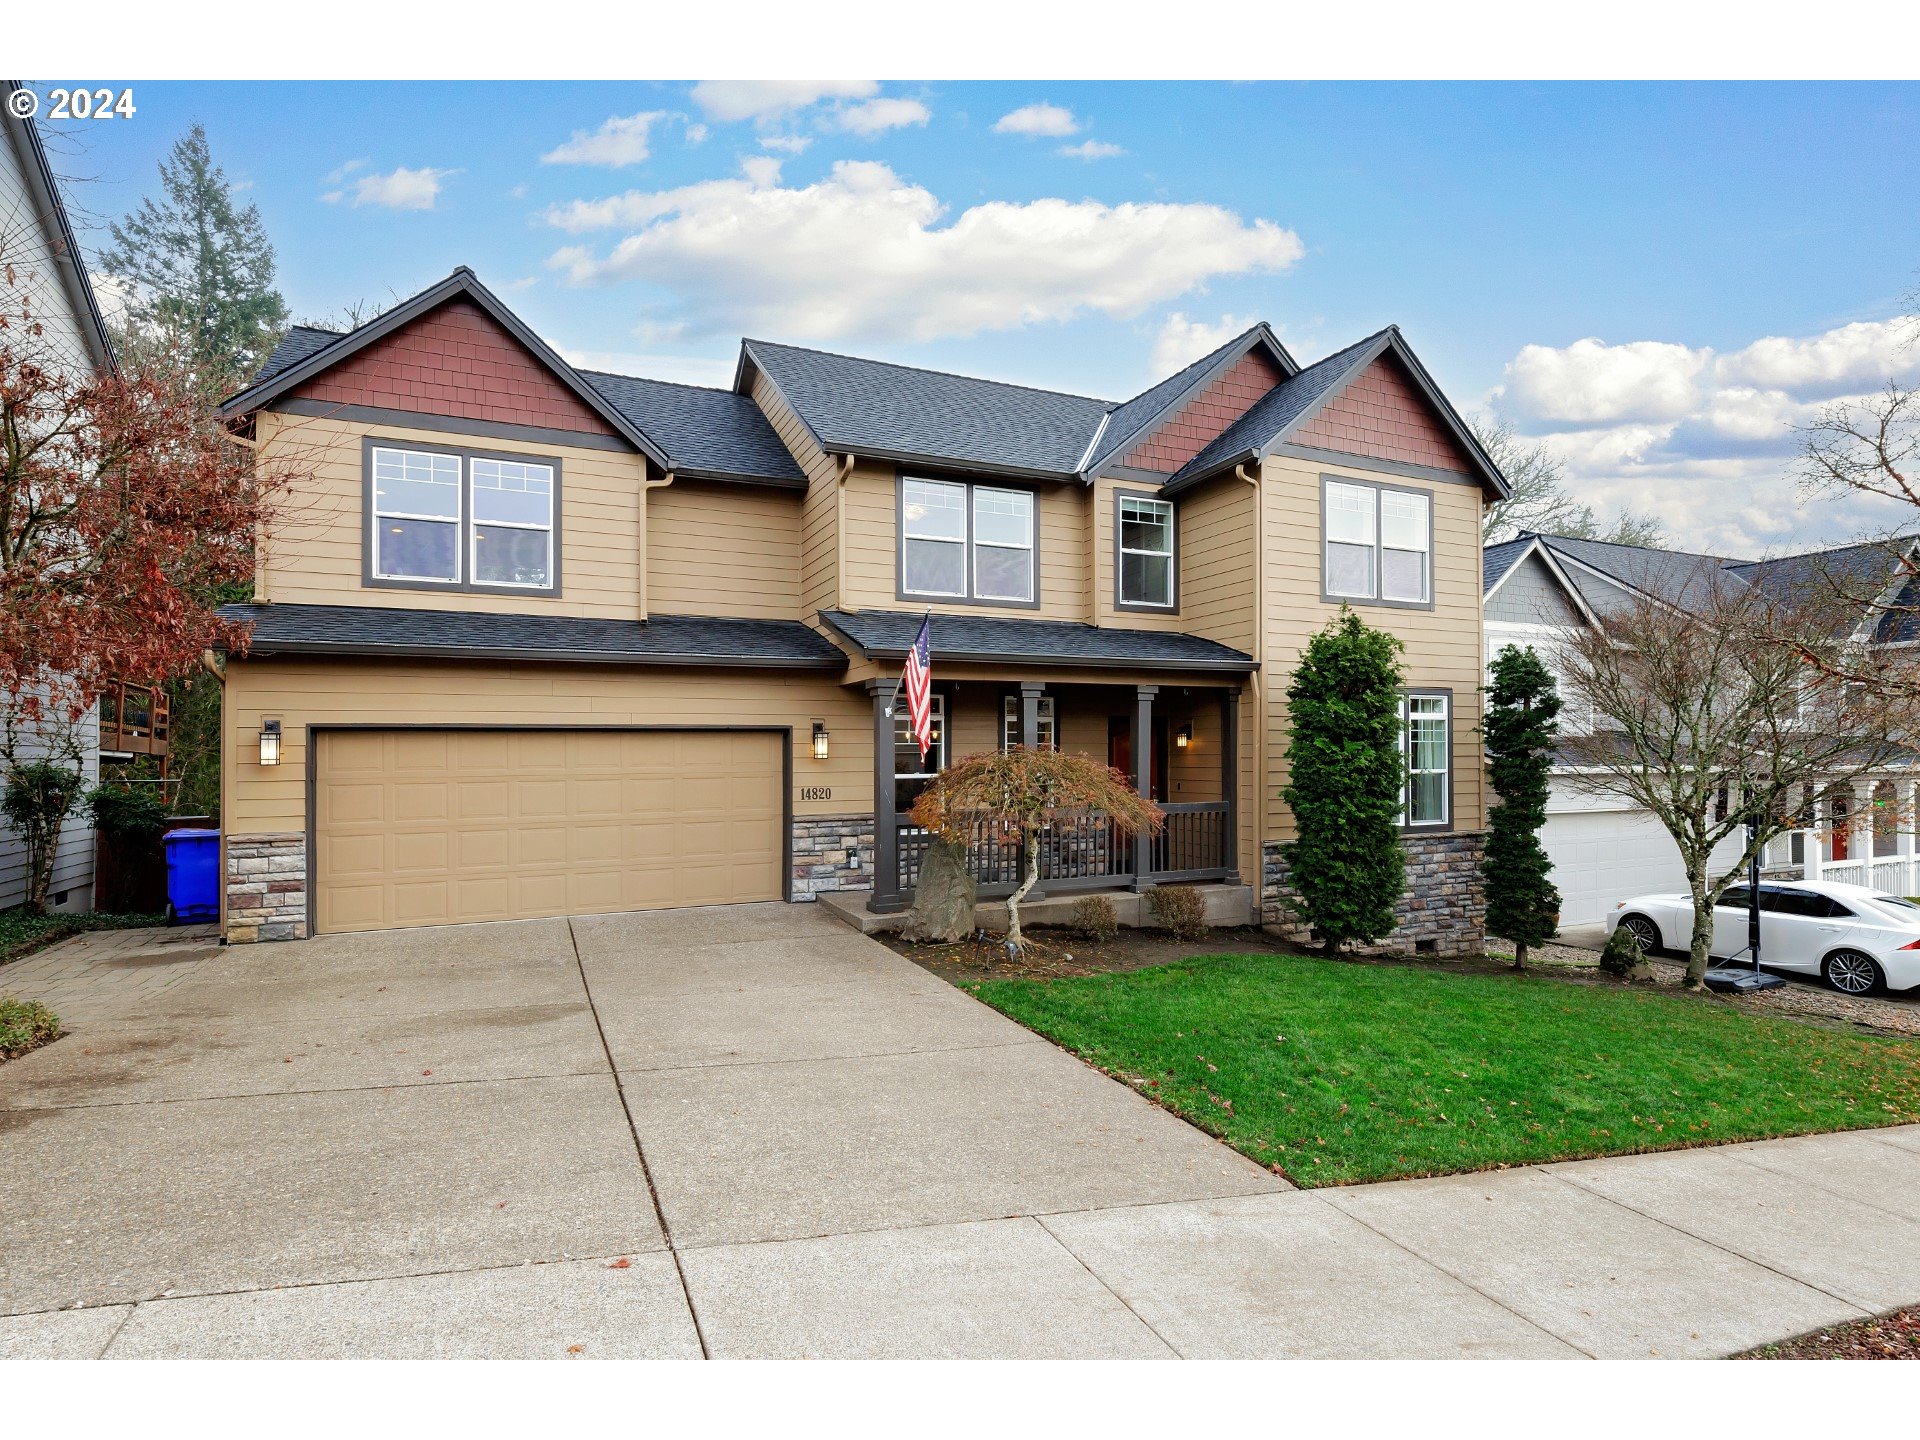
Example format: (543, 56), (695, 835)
(227, 636), (844, 670)
(4, 83), (117, 376)
(814, 612), (1257, 674)
(826, 443), (1079, 483)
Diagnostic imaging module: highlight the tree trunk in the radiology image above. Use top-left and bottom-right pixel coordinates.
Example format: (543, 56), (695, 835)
(1685, 883), (1715, 990)
(1513, 940), (1528, 971)
(1005, 839), (1041, 954)
(23, 811), (65, 916)
(900, 837), (975, 944)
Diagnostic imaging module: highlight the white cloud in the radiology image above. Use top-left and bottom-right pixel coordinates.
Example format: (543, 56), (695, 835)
(541, 111), (666, 168)
(560, 346), (735, 389)
(689, 80), (877, 124)
(1493, 312), (1920, 553)
(830, 97), (931, 136)
(1152, 312), (1251, 375)
(324, 157), (368, 184)
(760, 134), (812, 155)
(321, 165), (455, 211)
(1058, 139), (1124, 161)
(994, 102), (1078, 138)
(684, 122), (709, 145)
(544, 159), (1303, 344)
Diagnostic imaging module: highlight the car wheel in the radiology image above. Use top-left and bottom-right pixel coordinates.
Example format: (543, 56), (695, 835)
(1619, 914), (1663, 953)
(1822, 950), (1884, 996)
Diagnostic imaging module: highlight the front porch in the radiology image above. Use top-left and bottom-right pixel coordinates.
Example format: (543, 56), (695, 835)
(1763, 776), (1920, 893)
(865, 677), (1243, 914)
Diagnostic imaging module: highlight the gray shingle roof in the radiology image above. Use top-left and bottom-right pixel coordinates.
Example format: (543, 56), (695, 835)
(580, 371), (805, 485)
(1082, 326), (1283, 475)
(744, 339), (1112, 478)
(1482, 535), (1535, 592)
(256, 325), (341, 385)
(819, 608), (1256, 673)
(1535, 534), (1747, 605)
(220, 603), (846, 669)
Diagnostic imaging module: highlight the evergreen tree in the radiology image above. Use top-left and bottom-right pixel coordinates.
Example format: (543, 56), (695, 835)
(1482, 645), (1563, 969)
(1282, 609), (1407, 953)
(97, 124), (289, 382)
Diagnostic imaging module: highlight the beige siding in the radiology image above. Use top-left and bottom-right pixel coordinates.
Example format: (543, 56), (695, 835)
(254, 412), (648, 619)
(750, 371), (842, 617)
(221, 658), (873, 843)
(1259, 454), (1487, 840)
(647, 480), (802, 620)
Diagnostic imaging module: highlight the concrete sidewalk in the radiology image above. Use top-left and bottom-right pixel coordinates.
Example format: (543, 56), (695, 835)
(2, 904), (1917, 1359)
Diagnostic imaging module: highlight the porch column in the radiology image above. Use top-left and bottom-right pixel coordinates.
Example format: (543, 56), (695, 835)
(1018, 682), (1048, 900)
(1132, 685), (1157, 891)
(1220, 688), (1241, 885)
(867, 679), (903, 914)
(1855, 778), (1878, 872)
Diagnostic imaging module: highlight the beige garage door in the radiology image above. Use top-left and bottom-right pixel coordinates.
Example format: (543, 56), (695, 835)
(315, 729), (785, 934)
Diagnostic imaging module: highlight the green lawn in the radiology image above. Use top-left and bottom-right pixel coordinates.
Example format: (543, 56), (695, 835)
(968, 953), (1920, 1186)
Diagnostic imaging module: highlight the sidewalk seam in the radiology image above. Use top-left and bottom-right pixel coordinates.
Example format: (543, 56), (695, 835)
(1032, 1215), (1188, 1358)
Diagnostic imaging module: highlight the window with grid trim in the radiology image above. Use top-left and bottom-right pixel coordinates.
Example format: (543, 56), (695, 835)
(900, 477), (1035, 604)
(1324, 477), (1431, 605)
(368, 444), (557, 593)
(1001, 694), (1057, 751)
(1117, 494), (1175, 608)
(1400, 692), (1450, 827)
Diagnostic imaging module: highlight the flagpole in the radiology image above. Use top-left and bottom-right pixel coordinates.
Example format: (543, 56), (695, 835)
(882, 612), (933, 719)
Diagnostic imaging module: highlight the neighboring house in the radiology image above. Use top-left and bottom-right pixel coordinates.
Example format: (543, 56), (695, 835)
(1483, 531), (1920, 925)
(214, 266), (1508, 948)
(0, 83), (117, 913)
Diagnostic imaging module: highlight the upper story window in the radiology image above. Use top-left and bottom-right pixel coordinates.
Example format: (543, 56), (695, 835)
(1117, 494), (1176, 610)
(1399, 691), (1450, 828)
(368, 442), (558, 594)
(1323, 477), (1431, 608)
(900, 477), (1036, 606)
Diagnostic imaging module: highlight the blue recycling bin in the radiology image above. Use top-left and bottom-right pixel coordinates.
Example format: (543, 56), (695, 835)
(162, 828), (221, 924)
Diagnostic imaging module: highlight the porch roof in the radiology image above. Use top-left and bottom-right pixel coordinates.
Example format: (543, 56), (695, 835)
(818, 608), (1257, 674)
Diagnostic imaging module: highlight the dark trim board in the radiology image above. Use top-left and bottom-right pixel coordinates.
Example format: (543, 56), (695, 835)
(1274, 443), (1481, 488)
(245, 636), (847, 670)
(274, 398), (632, 454)
(302, 722), (796, 936)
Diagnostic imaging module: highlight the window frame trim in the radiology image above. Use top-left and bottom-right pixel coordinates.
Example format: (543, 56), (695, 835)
(896, 474), (1042, 611)
(1398, 686), (1454, 832)
(1113, 486), (1179, 613)
(1319, 473), (1435, 612)
(362, 435), (564, 598)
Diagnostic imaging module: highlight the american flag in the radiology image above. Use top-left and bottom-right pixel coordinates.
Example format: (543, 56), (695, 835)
(904, 615), (934, 762)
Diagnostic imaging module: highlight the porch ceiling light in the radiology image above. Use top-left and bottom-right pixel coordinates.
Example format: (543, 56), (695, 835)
(811, 721), (830, 761)
(1175, 723), (1193, 749)
(259, 719), (282, 767)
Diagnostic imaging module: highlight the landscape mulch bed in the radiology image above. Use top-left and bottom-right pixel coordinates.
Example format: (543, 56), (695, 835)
(1737, 1307), (1920, 1359)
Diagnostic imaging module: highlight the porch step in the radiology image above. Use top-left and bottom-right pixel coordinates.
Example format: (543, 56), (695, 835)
(815, 883), (1255, 936)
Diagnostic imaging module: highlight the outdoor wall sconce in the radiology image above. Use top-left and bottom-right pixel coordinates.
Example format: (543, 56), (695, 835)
(259, 719), (282, 766)
(811, 721), (830, 761)
(1175, 723), (1193, 749)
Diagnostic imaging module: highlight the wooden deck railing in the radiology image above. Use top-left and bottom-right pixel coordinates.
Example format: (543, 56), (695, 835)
(893, 800), (1231, 898)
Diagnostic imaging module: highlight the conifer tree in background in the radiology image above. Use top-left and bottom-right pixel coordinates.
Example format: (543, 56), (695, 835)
(1482, 645), (1563, 970)
(95, 123), (291, 818)
(1282, 609), (1406, 953)
(97, 123), (289, 382)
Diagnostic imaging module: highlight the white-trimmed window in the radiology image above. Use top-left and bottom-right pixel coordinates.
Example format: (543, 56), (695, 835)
(1001, 695), (1057, 751)
(894, 693), (947, 811)
(1118, 495), (1175, 608)
(900, 477), (1036, 604)
(1400, 693), (1450, 827)
(371, 447), (462, 583)
(1324, 478), (1431, 605)
(470, 457), (554, 588)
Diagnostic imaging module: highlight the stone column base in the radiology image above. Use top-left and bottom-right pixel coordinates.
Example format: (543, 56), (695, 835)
(791, 814), (876, 901)
(226, 833), (308, 943)
(1261, 831), (1487, 957)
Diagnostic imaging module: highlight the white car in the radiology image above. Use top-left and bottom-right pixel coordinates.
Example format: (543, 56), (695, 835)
(1609, 879), (1920, 995)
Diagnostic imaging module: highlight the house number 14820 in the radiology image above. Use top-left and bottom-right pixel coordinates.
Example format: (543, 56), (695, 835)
(799, 786), (832, 801)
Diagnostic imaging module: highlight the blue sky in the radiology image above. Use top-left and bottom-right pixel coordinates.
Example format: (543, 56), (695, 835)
(37, 79), (1920, 553)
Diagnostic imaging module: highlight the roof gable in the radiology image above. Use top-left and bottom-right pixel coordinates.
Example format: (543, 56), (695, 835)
(2, 83), (115, 374)
(1083, 323), (1297, 477)
(1295, 350), (1482, 474)
(221, 268), (670, 467)
(1115, 345), (1290, 475)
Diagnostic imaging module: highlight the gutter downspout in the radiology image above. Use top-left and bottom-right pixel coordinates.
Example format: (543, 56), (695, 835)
(835, 453), (854, 612)
(1237, 461), (1264, 897)
(641, 470), (675, 618)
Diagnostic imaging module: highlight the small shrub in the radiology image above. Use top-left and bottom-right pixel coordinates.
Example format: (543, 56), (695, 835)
(88, 783), (169, 840)
(1071, 894), (1120, 943)
(1598, 923), (1645, 977)
(0, 996), (61, 1060)
(1149, 884), (1207, 941)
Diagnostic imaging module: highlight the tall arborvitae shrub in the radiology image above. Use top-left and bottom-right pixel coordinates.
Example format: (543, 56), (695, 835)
(1282, 609), (1406, 952)
(1482, 644), (1563, 969)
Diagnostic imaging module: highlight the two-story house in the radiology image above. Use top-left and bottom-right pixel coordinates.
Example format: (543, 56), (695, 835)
(215, 268), (1505, 950)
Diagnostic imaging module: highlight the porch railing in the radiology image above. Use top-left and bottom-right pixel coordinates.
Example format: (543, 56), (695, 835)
(97, 681), (170, 759)
(892, 800), (1231, 899)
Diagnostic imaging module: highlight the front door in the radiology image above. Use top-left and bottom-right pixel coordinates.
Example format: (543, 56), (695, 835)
(1108, 717), (1167, 802)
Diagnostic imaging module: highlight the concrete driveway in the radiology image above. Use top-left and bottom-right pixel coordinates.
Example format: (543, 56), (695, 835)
(5, 902), (1917, 1359)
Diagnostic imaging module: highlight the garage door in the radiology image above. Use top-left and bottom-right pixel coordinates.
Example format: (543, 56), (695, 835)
(1543, 807), (1743, 928)
(315, 729), (785, 934)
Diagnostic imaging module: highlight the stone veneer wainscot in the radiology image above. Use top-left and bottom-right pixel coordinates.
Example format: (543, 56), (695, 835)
(790, 813), (875, 901)
(225, 833), (308, 943)
(1261, 832), (1487, 957)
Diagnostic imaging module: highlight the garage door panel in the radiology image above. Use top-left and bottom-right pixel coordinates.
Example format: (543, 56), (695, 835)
(1544, 806), (1746, 928)
(315, 728), (785, 934)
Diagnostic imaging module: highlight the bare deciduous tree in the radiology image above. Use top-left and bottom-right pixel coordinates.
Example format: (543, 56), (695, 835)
(1556, 567), (1914, 987)
(1475, 416), (1669, 547)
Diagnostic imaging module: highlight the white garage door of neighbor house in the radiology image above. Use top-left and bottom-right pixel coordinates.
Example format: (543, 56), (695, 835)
(315, 728), (786, 934)
(1543, 808), (1744, 929)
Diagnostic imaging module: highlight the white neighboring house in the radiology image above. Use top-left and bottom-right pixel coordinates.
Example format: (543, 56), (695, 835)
(1, 81), (118, 913)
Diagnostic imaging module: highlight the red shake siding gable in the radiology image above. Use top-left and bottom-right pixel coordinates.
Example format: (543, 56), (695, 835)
(1293, 353), (1477, 474)
(285, 298), (618, 437)
(1119, 348), (1287, 473)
